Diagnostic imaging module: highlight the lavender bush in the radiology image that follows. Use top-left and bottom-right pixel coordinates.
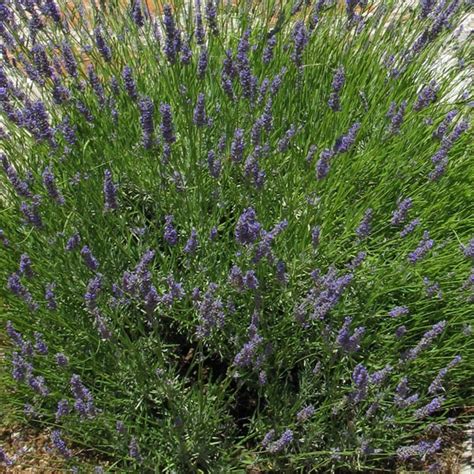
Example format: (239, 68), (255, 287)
(0, 0), (472, 471)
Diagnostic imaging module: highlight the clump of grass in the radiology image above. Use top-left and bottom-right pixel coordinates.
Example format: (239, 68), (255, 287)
(0, 0), (472, 471)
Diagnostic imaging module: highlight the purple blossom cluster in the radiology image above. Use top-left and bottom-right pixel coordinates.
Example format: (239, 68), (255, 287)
(295, 267), (353, 324)
(70, 374), (97, 419)
(387, 101), (407, 134)
(355, 208), (373, 240)
(388, 306), (409, 318)
(351, 363), (369, 403)
(394, 377), (419, 408)
(195, 283), (225, 338)
(413, 81), (439, 111)
(7, 273), (38, 311)
(407, 231), (434, 263)
(51, 430), (72, 458)
(336, 317), (365, 352)
(235, 208), (261, 246)
(403, 320), (446, 361)
(316, 122), (360, 180)
(397, 437), (441, 460)
(428, 119), (469, 180)
(414, 396), (445, 419)
(296, 404), (315, 423)
(400, 218), (421, 238)
(81, 246), (100, 271)
(428, 355), (461, 394)
(328, 66), (345, 112)
(391, 198), (412, 226)
(263, 429), (293, 453)
(138, 97), (155, 149)
(103, 169), (118, 211)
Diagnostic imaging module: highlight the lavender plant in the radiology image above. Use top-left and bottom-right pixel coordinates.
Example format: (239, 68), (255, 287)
(0, 0), (472, 472)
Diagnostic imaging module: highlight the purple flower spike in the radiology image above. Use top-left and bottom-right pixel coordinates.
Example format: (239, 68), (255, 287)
(404, 320), (446, 361)
(34, 332), (48, 355)
(235, 208), (261, 245)
(1, 154), (32, 198)
(164, 215), (178, 245)
(205, 1), (218, 35)
(131, 0), (145, 27)
(207, 150), (221, 178)
(414, 396), (445, 419)
(433, 110), (458, 140)
(94, 27), (112, 62)
(420, 0), (436, 18)
(316, 148), (334, 180)
(297, 405), (315, 423)
(0, 447), (13, 466)
(32, 44), (52, 79)
(461, 238), (474, 260)
(55, 399), (71, 421)
(70, 374), (97, 419)
(351, 363), (369, 403)
(395, 325), (407, 338)
(263, 35), (277, 65)
(397, 438), (441, 461)
(267, 429), (293, 453)
(195, 283), (225, 338)
(197, 47), (208, 79)
(87, 65), (106, 106)
(163, 5), (179, 63)
(129, 436), (142, 463)
(7, 273), (38, 311)
(159, 103), (176, 145)
(388, 306), (409, 318)
(61, 41), (78, 78)
(55, 353), (69, 367)
(400, 218), (421, 238)
(370, 364), (393, 385)
(387, 101), (407, 135)
(244, 270), (259, 290)
(122, 66), (138, 101)
(407, 231), (434, 264)
(65, 233), (81, 251)
(291, 21), (308, 67)
(84, 274), (103, 311)
(80, 246), (99, 271)
(336, 317), (365, 352)
(334, 122), (360, 154)
(51, 430), (72, 458)
(230, 128), (245, 163)
(19, 254), (34, 279)
(116, 420), (126, 434)
(428, 355), (461, 394)
(28, 375), (49, 396)
(305, 144), (317, 164)
(262, 429), (275, 448)
(209, 226), (218, 241)
(42, 166), (65, 205)
(414, 81), (439, 111)
(277, 124), (297, 152)
(103, 169), (118, 211)
(355, 208), (373, 240)
(193, 93), (207, 127)
(184, 228), (199, 255)
(311, 226), (321, 248)
(139, 97), (155, 149)
(328, 66), (345, 111)
(391, 198), (412, 226)
(195, 0), (205, 45)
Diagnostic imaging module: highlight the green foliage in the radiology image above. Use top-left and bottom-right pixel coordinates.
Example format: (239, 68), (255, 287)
(0, 0), (472, 471)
